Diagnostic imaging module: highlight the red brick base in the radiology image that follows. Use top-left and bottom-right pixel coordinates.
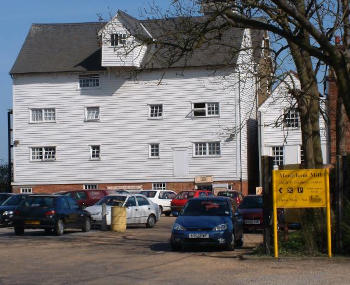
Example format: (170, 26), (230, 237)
(12, 180), (249, 196)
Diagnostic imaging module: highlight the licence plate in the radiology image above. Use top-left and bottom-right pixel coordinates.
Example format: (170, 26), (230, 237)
(25, 220), (40, 225)
(245, 220), (260, 225)
(188, 233), (209, 238)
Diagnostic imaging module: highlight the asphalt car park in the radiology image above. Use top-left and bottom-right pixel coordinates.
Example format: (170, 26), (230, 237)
(0, 217), (349, 285)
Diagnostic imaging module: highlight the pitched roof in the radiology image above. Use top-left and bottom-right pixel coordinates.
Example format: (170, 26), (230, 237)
(10, 12), (265, 74)
(10, 22), (106, 74)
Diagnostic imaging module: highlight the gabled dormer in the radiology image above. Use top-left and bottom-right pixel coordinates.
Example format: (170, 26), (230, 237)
(99, 11), (152, 68)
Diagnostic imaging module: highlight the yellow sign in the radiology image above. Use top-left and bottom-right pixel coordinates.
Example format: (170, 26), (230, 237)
(273, 169), (327, 208)
(272, 168), (331, 258)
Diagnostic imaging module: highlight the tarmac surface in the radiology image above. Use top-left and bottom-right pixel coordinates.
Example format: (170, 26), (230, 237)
(0, 217), (349, 285)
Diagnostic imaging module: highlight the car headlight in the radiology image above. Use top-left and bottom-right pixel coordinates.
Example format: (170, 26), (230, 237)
(173, 223), (185, 231)
(3, 211), (14, 216)
(213, 224), (227, 231)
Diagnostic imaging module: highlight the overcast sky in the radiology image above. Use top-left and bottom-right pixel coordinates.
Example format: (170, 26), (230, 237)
(0, 0), (170, 164)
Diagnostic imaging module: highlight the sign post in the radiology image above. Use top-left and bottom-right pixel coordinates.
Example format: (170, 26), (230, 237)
(272, 168), (331, 258)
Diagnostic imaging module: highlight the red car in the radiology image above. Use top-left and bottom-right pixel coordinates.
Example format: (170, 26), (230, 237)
(170, 190), (212, 216)
(56, 190), (116, 208)
(238, 195), (264, 231)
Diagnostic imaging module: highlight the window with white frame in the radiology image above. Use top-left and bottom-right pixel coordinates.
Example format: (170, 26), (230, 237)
(20, 187), (32, 193)
(152, 183), (166, 190)
(31, 147), (56, 161)
(31, 108), (55, 122)
(111, 33), (127, 46)
(149, 144), (160, 158)
(272, 146), (284, 166)
(283, 108), (300, 128)
(85, 107), (100, 121)
(79, 74), (100, 88)
(90, 145), (101, 160)
(193, 102), (219, 117)
(149, 104), (163, 118)
(300, 145), (305, 165)
(84, 184), (98, 190)
(194, 142), (221, 156)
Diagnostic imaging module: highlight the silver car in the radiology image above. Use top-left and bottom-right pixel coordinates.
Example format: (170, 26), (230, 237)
(85, 194), (160, 228)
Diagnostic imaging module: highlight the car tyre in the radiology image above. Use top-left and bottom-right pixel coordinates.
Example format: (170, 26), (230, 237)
(165, 211), (171, 217)
(82, 217), (91, 232)
(55, 219), (65, 236)
(170, 241), (182, 251)
(226, 232), (235, 251)
(45, 228), (53, 235)
(235, 237), (243, 248)
(146, 214), (156, 228)
(14, 226), (24, 235)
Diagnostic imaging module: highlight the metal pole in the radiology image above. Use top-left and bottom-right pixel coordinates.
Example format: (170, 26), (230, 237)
(7, 109), (12, 192)
(101, 203), (107, 231)
(335, 155), (343, 252)
(326, 168), (332, 258)
(273, 170), (278, 258)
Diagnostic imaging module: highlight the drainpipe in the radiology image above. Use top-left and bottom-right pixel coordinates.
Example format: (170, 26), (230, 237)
(238, 70), (243, 192)
(8, 109), (13, 192)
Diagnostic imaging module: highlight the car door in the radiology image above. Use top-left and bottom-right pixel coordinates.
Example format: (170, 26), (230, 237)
(136, 196), (152, 223)
(124, 196), (140, 224)
(66, 197), (82, 228)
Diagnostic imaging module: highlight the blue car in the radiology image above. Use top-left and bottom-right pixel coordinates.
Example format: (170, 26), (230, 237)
(170, 196), (243, 251)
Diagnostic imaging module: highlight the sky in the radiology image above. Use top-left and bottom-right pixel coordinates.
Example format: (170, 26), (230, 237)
(0, 0), (169, 164)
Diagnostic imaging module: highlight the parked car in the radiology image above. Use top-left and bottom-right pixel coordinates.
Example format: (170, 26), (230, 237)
(140, 190), (176, 216)
(171, 190), (213, 216)
(238, 195), (264, 231)
(170, 196), (243, 251)
(85, 194), (160, 228)
(12, 194), (91, 235)
(0, 193), (14, 205)
(216, 190), (244, 207)
(0, 194), (29, 226)
(57, 190), (117, 208)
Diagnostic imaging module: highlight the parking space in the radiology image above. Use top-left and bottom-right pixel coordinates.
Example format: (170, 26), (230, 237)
(0, 217), (348, 285)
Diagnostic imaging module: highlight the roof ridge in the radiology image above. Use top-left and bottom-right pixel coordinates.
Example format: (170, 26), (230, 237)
(31, 22), (106, 26)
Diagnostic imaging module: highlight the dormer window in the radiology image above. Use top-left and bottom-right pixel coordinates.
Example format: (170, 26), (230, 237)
(111, 33), (127, 46)
(79, 74), (99, 88)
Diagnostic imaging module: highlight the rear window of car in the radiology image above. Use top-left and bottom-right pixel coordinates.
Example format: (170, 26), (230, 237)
(0, 194), (11, 204)
(96, 196), (126, 206)
(175, 191), (195, 199)
(76, 191), (88, 200)
(2, 195), (26, 206)
(23, 196), (55, 208)
(218, 192), (238, 199)
(89, 191), (105, 199)
(159, 191), (176, 199)
(136, 196), (150, 206)
(239, 196), (263, 209)
(182, 199), (230, 216)
(140, 191), (157, 198)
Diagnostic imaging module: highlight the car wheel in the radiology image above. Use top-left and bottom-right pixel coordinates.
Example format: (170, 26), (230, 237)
(55, 219), (65, 236)
(82, 217), (91, 232)
(146, 214), (156, 228)
(226, 232), (235, 251)
(170, 240), (182, 251)
(14, 226), (24, 235)
(165, 211), (171, 217)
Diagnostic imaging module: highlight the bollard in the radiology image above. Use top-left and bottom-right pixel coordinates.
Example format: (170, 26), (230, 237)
(111, 206), (127, 232)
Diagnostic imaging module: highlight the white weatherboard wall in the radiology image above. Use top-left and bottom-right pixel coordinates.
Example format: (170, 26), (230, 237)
(259, 73), (328, 164)
(12, 67), (250, 185)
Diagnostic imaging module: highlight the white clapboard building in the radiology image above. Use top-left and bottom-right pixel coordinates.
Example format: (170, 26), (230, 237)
(10, 10), (269, 195)
(258, 72), (328, 169)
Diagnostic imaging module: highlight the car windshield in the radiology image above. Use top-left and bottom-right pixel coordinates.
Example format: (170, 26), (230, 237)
(182, 199), (230, 216)
(2, 195), (25, 206)
(23, 196), (55, 208)
(96, 196), (126, 206)
(239, 196), (263, 209)
(0, 195), (11, 204)
(218, 192), (238, 199)
(140, 191), (157, 198)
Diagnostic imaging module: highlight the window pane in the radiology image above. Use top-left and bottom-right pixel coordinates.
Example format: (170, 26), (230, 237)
(111, 34), (118, 46)
(31, 109), (43, 122)
(150, 144), (159, 157)
(152, 183), (166, 190)
(43, 108), (55, 121)
(149, 105), (163, 118)
(79, 74), (100, 88)
(195, 143), (207, 156)
(32, 147), (43, 160)
(208, 142), (221, 155)
(284, 108), (299, 128)
(207, 103), (219, 116)
(91, 145), (100, 159)
(84, 184), (98, 190)
(272, 146), (284, 166)
(44, 147), (56, 160)
(193, 103), (206, 117)
(86, 107), (100, 120)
